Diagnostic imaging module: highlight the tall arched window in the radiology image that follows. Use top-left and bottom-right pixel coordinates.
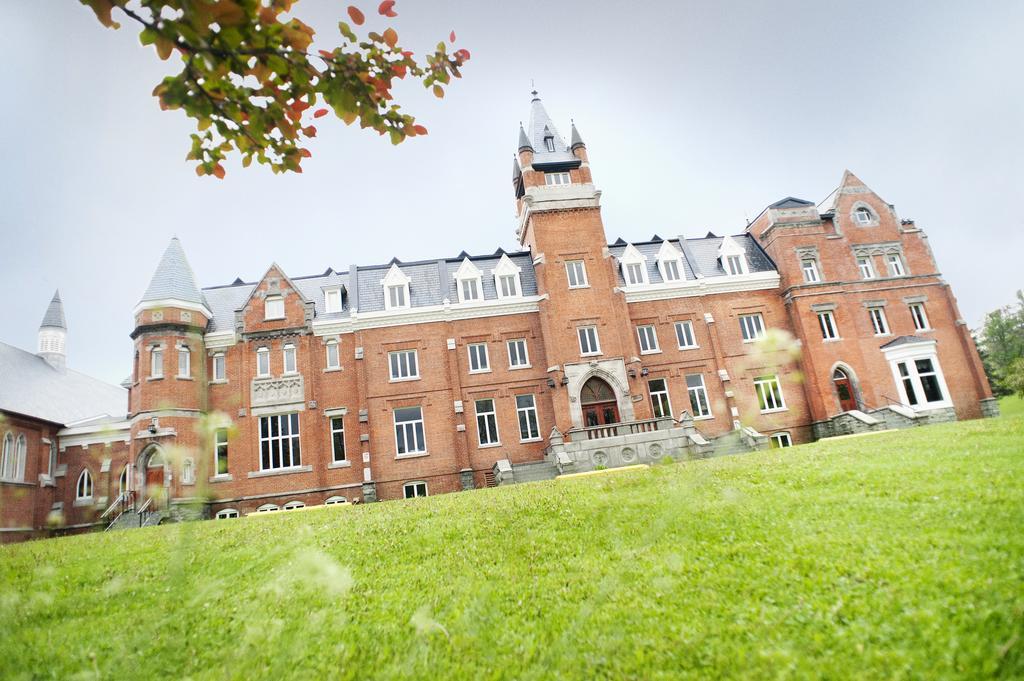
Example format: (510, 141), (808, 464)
(14, 435), (26, 481)
(0, 433), (13, 480)
(119, 465), (129, 496)
(76, 469), (93, 500)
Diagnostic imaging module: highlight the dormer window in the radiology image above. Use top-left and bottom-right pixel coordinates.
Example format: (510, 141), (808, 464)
(492, 254), (523, 299)
(453, 258), (484, 304)
(265, 295), (284, 320)
(854, 207), (874, 225)
(544, 172), (571, 186)
(725, 255), (745, 276)
(717, 236), (749, 276)
(619, 244), (649, 287)
(544, 136), (555, 152)
(381, 263), (411, 311)
(655, 241), (685, 283)
(324, 287), (342, 314)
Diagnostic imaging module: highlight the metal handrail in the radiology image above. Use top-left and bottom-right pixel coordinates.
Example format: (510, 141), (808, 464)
(137, 496), (153, 515)
(100, 493), (125, 520)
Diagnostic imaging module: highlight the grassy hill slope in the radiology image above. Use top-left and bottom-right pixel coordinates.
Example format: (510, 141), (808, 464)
(2, 407), (1023, 680)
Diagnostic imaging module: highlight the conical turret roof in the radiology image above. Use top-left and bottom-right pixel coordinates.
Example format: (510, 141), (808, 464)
(524, 90), (576, 165)
(40, 290), (66, 329)
(139, 238), (208, 310)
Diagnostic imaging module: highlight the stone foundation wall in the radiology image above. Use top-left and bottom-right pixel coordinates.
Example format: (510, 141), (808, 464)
(980, 398), (1001, 419)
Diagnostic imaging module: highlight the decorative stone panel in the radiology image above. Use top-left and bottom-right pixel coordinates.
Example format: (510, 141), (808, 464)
(251, 375), (304, 408)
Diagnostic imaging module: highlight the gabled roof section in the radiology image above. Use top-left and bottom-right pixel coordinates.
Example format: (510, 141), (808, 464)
(819, 169), (885, 212)
(492, 253), (522, 275)
(619, 243), (647, 263)
(769, 197), (815, 209)
(452, 257), (483, 280)
(0, 341), (126, 426)
(40, 290), (66, 329)
(655, 240), (682, 262)
(718, 235), (746, 256)
(139, 237), (208, 310)
(234, 262), (310, 314)
(381, 262), (411, 286)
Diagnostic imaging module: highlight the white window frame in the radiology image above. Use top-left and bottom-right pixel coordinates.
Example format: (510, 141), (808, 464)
(468, 343), (490, 373)
(886, 253), (906, 277)
(637, 325), (660, 354)
(577, 325), (601, 356)
(754, 375), (787, 413)
(497, 274), (516, 298)
(718, 236), (749, 275)
(283, 501), (305, 511)
(801, 259), (820, 283)
(869, 307), (890, 336)
(258, 413), (302, 471)
(909, 303), (930, 331)
(475, 398), (500, 447)
(181, 457), (195, 485)
(212, 353), (226, 382)
(323, 287), (342, 314)
(620, 244), (649, 287)
(256, 347), (271, 378)
(150, 346), (163, 378)
(394, 406), (427, 456)
(177, 345), (191, 378)
(857, 257), (876, 280)
(214, 428), (229, 477)
(885, 341), (952, 411)
(1, 432), (25, 482)
(255, 504), (280, 513)
(325, 340), (340, 370)
(264, 295), (285, 320)
(215, 509), (239, 519)
(818, 311), (839, 341)
(282, 343), (297, 375)
(460, 278), (481, 302)
(686, 374), (712, 418)
(330, 416), (346, 463)
(656, 241), (685, 284)
(648, 378), (672, 419)
(675, 321), (698, 349)
(76, 469), (93, 501)
(853, 207), (874, 225)
(324, 496), (348, 505)
(739, 313), (765, 342)
(725, 255), (745, 276)
(388, 349), (419, 381)
(515, 394), (541, 442)
(544, 171), (570, 185)
(507, 339), (530, 369)
(770, 432), (793, 448)
(403, 481), (428, 498)
(565, 260), (589, 288)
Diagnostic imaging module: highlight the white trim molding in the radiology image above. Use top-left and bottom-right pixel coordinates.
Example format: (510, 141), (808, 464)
(623, 271), (780, 303)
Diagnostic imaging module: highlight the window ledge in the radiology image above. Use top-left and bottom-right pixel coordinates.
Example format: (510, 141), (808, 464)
(208, 474), (233, 483)
(396, 452), (429, 460)
(146, 376), (164, 382)
(568, 285), (591, 290)
(823, 338), (843, 343)
(478, 442), (502, 449)
(282, 371), (300, 377)
(264, 316), (286, 322)
(0, 479), (33, 487)
(874, 333), (892, 338)
(677, 346), (700, 351)
(760, 408), (789, 415)
(693, 415), (715, 421)
(73, 497), (94, 507)
(509, 364), (533, 371)
(580, 353), (603, 358)
(469, 369), (492, 375)
(247, 465), (312, 479)
(640, 349), (662, 356)
(176, 375), (194, 381)
(209, 379), (228, 385)
(389, 376), (421, 383)
(328, 460), (352, 469)
(519, 437), (544, 444)
(324, 367), (343, 373)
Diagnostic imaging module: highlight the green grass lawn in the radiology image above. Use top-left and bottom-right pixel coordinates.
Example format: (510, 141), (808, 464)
(2, 413), (1023, 680)
(999, 394), (1024, 418)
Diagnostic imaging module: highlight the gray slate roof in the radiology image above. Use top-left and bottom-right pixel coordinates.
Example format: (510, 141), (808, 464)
(608, 234), (776, 286)
(40, 290), (66, 329)
(140, 238), (208, 308)
(201, 252), (538, 332)
(0, 342), (127, 425)
(526, 93), (577, 165)
(769, 197), (815, 209)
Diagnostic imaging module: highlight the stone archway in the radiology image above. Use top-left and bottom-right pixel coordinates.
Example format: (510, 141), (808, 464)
(136, 444), (169, 508)
(563, 359), (636, 429)
(580, 377), (620, 426)
(830, 362), (861, 413)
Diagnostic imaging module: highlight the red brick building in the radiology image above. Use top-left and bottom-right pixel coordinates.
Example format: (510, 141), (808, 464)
(0, 94), (996, 542)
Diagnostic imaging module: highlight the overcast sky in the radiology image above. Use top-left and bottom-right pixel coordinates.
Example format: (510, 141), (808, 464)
(2, 1), (1022, 384)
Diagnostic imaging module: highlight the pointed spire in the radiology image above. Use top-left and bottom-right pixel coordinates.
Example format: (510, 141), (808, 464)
(570, 120), (585, 149)
(40, 290), (66, 330)
(512, 155), (522, 180)
(139, 237), (207, 309)
(517, 123), (533, 152)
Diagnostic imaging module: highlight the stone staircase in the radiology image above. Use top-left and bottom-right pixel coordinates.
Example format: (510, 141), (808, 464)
(510, 460), (559, 484)
(105, 509), (168, 532)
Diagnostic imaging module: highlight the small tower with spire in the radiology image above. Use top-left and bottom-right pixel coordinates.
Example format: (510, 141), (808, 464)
(37, 290), (68, 372)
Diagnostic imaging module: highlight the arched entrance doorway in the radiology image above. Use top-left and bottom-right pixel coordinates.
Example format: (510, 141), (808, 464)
(581, 377), (620, 427)
(833, 367), (858, 412)
(138, 446), (168, 510)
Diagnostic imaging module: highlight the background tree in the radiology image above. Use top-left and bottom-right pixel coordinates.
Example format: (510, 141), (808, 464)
(79, 0), (470, 177)
(977, 290), (1024, 396)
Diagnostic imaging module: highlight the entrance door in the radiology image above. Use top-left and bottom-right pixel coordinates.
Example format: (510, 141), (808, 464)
(144, 451), (166, 509)
(833, 368), (857, 412)
(580, 377), (620, 427)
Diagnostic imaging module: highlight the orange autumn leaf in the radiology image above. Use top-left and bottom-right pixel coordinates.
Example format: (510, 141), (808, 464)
(313, 108), (328, 118)
(378, 0), (397, 17)
(413, 124), (427, 135)
(383, 27), (398, 48)
(347, 6), (365, 25)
